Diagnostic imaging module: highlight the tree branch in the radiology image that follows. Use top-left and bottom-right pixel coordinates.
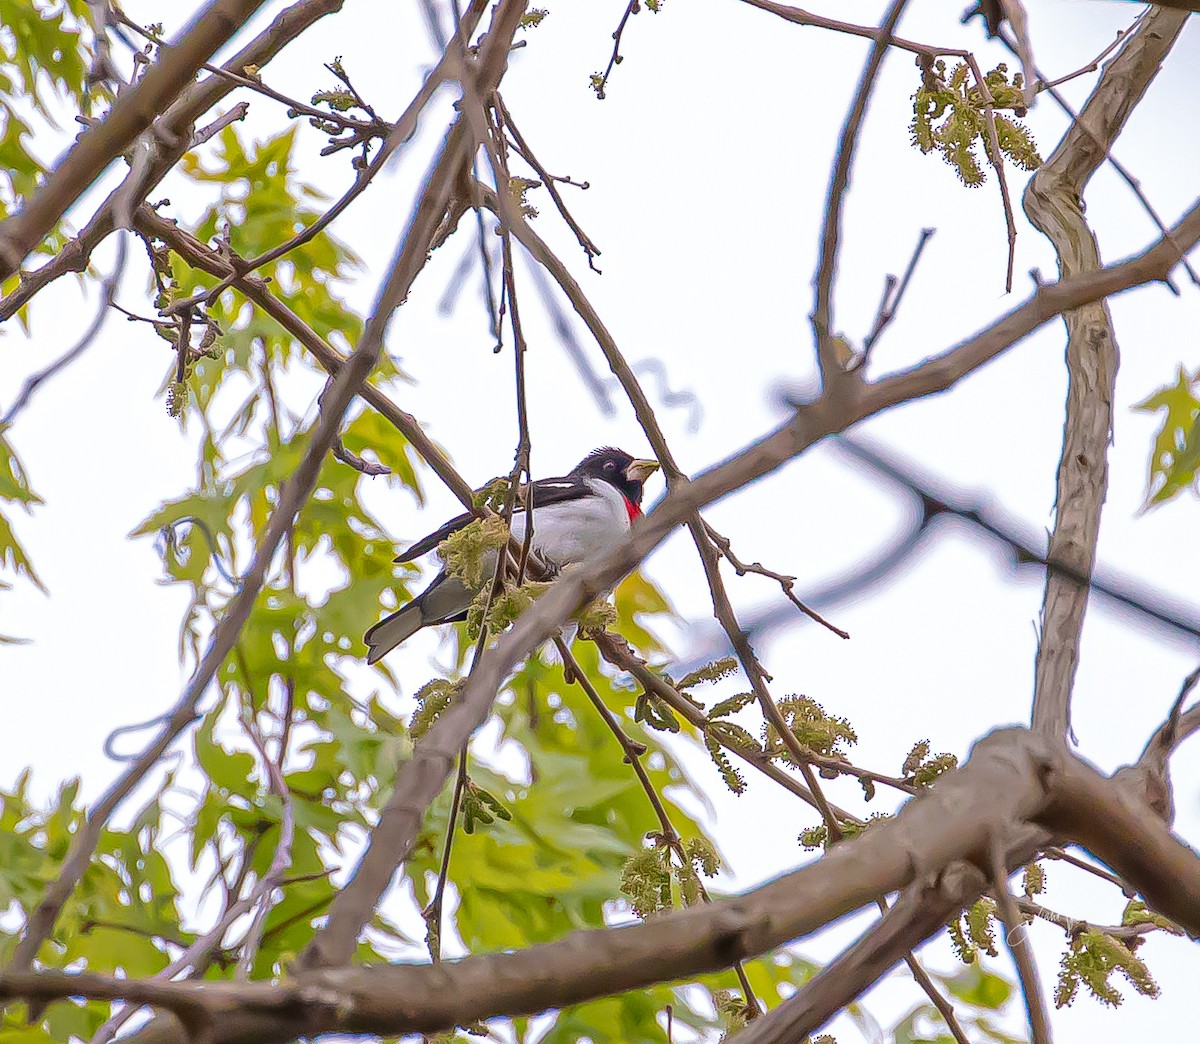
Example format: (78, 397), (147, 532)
(1025, 5), (1188, 741)
(0, 0), (273, 281)
(989, 839), (1051, 1044)
(8, 0), (521, 973)
(810, 0), (909, 384)
(7, 726), (1200, 1043)
(0, 0), (347, 322)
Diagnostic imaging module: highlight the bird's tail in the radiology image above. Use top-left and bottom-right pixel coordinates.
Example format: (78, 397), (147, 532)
(364, 573), (473, 664)
(364, 605), (425, 664)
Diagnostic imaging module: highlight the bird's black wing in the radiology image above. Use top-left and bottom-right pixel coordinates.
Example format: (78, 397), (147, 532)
(394, 510), (475, 563)
(521, 475), (593, 508)
(393, 475), (590, 563)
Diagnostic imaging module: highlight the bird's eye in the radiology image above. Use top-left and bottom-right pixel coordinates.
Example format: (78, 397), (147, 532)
(605, 460), (617, 471)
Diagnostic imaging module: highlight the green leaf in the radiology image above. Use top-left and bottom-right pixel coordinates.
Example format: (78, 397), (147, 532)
(944, 963), (1012, 1010)
(1135, 366), (1200, 506)
(193, 705), (256, 796)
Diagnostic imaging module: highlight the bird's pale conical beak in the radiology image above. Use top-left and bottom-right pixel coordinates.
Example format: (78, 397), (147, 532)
(625, 459), (660, 484)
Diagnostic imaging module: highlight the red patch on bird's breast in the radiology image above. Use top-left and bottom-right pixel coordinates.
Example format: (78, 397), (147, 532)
(625, 498), (642, 523)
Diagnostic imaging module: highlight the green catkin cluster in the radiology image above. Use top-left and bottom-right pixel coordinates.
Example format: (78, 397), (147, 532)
(766, 695), (856, 765)
(411, 678), (459, 739)
(439, 516), (509, 588)
(901, 738), (958, 787)
(1056, 930), (1159, 1008)
(620, 833), (720, 917)
(948, 898), (998, 963)
(911, 61), (1041, 185)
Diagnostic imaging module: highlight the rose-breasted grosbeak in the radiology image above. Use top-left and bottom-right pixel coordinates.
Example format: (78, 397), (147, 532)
(364, 448), (660, 663)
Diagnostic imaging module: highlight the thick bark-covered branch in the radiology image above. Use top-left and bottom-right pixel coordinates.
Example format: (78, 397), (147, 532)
(0, 0), (272, 281)
(1026, 6), (1188, 741)
(3, 728), (1198, 1043)
(728, 863), (996, 1044)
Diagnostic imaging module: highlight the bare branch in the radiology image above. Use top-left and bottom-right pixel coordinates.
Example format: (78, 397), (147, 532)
(831, 437), (1200, 644)
(961, 51), (1017, 292)
(497, 94), (601, 270)
(739, 0), (940, 58)
(702, 521), (849, 639)
(1139, 664), (1200, 771)
(990, 840), (1051, 1044)
(187, 100), (249, 149)
(1018, 897), (1181, 943)
(1, 234), (127, 427)
(811, 0), (909, 384)
(1025, 6), (1187, 742)
(899, 946), (972, 1044)
(857, 226), (934, 367)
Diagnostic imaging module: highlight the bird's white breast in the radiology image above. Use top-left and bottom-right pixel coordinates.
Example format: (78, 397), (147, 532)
(509, 477), (630, 570)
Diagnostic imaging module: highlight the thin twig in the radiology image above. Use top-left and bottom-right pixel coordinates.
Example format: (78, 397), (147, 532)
(897, 918), (972, 1043)
(234, 713), (296, 978)
(1034, 13), (1143, 93)
(114, 10), (387, 140)
(990, 839), (1051, 1044)
(858, 226), (934, 365)
(422, 750), (469, 962)
(85, 0), (121, 91)
(1149, 664), (1200, 755)
(187, 101), (250, 148)
(2, 234), (127, 427)
(811, 0), (910, 383)
(555, 638), (763, 1020)
(592, 0), (639, 100)
(1017, 897), (1181, 942)
(496, 93), (601, 270)
(1043, 847), (1129, 891)
(484, 100), (535, 576)
(702, 521), (849, 639)
(962, 52), (1017, 292)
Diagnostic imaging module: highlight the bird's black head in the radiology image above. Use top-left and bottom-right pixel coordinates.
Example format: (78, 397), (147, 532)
(572, 447), (661, 506)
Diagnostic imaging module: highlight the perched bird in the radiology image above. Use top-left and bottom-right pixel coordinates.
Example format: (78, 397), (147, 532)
(364, 447), (660, 663)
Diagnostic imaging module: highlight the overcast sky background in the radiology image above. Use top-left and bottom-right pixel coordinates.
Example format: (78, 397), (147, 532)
(3, 1), (1200, 1040)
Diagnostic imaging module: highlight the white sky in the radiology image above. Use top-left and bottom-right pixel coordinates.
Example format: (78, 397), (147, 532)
(3, 1), (1200, 1041)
